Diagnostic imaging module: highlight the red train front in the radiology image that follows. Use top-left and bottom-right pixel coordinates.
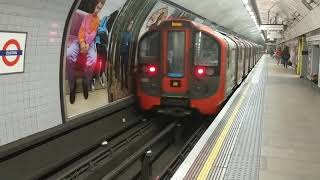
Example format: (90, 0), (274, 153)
(136, 19), (263, 116)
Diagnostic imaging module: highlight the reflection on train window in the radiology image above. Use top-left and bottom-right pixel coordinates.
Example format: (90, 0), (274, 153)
(194, 32), (219, 66)
(193, 32), (220, 76)
(167, 31), (185, 78)
(139, 31), (160, 58)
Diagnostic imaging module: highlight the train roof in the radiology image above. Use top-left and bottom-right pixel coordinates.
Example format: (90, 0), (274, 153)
(154, 19), (263, 47)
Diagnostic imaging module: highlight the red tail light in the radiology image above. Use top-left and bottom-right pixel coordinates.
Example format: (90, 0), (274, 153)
(194, 66), (215, 77)
(195, 66), (205, 77)
(142, 64), (157, 75)
(149, 66), (156, 73)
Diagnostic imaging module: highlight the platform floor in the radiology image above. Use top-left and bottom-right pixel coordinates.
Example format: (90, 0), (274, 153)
(261, 58), (320, 180)
(172, 55), (320, 180)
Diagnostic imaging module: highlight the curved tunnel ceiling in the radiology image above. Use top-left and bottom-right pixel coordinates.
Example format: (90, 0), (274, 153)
(255, 0), (315, 26)
(170, 0), (264, 43)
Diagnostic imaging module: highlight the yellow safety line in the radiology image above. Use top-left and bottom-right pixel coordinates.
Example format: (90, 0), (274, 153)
(196, 85), (250, 180)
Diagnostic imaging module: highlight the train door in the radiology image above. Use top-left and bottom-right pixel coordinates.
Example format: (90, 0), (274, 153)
(250, 44), (254, 69)
(227, 36), (241, 86)
(241, 42), (247, 77)
(243, 42), (250, 76)
(161, 28), (191, 98)
(224, 36), (237, 96)
(232, 38), (244, 84)
(246, 41), (252, 70)
(238, 42), (245, 79)
(252, 46), (256, 66)
(253, 45), (256, 66)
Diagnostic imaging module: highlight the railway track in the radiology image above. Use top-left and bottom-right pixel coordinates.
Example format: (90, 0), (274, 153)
(0, 99), (143, 180)
(48, 115), (172, 180)
(0, 98), (210, 180)
(112, 115), (210, 180)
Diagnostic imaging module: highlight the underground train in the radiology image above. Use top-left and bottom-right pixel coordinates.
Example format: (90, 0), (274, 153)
(136, 19), (264, 116)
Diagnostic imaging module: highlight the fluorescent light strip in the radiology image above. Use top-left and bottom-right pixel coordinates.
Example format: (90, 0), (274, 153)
(241, 0), (259, 29)
(241, 0), (264, 41)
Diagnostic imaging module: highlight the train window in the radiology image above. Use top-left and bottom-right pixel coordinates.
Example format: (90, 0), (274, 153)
(229, 48), (236, 67)
(194, 32), (219, 67)
(167, 31), (185, 77)
(139, 31), (160, 58)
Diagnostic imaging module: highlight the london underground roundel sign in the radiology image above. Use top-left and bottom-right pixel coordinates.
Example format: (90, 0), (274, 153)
(0, 32), (27, 75)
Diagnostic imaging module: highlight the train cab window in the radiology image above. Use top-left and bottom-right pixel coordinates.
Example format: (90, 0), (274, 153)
(167, 31), (185, 77)
(194, 32), (220, 75)
(139, 31), (160, 59)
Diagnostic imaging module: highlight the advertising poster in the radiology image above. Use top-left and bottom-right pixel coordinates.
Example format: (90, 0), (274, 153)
(139, 2), (176, 38)
(64, 0), (128, 118)
(138, 1), (197, 38)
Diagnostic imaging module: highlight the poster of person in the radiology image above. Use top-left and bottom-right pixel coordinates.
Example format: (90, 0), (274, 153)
(146, 7), (168, 30)
(64, 0), (127, 118)
(138, 2), (198, 38)
(139, 2), (176, 38)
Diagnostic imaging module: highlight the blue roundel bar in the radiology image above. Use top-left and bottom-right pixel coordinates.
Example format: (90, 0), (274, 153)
(0, 50), (23, 56)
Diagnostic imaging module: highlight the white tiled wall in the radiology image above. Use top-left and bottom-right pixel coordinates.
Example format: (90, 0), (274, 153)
(0, 0), (74, 146)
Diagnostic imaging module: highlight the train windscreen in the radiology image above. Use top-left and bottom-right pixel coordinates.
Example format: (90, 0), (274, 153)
(167, 31), (185, 78)
(139, 31), (160, 59)
(194, 32), (220, 68)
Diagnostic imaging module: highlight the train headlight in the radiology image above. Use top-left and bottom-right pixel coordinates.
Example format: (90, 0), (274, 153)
(205, 67), (215, 76)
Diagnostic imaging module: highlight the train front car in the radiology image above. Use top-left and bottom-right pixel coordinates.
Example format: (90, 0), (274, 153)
(136, 20), (228, 116)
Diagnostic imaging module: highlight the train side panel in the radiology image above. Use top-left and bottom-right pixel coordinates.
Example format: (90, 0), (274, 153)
(222, 35), (237, 97)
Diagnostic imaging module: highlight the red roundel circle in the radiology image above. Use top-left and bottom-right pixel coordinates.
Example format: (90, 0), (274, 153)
(2, 39), (21, 66)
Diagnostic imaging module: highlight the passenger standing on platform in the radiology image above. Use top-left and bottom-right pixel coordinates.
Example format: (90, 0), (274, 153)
(66, 0), (106, 104)
(282, 46), (290, 68)
(275, 47), (282, 65)
(119, 21), (133, 90)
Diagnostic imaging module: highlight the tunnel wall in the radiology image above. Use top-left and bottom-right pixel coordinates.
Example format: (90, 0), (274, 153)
(0, 0), (73, 145)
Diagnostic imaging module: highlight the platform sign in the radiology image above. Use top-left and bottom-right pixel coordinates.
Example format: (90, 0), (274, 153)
(0, 32), (27, 75)
(267, 30), (282, 39)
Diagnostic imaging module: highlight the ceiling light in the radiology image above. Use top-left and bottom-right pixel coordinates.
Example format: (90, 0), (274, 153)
(241, 0), (264, 41)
